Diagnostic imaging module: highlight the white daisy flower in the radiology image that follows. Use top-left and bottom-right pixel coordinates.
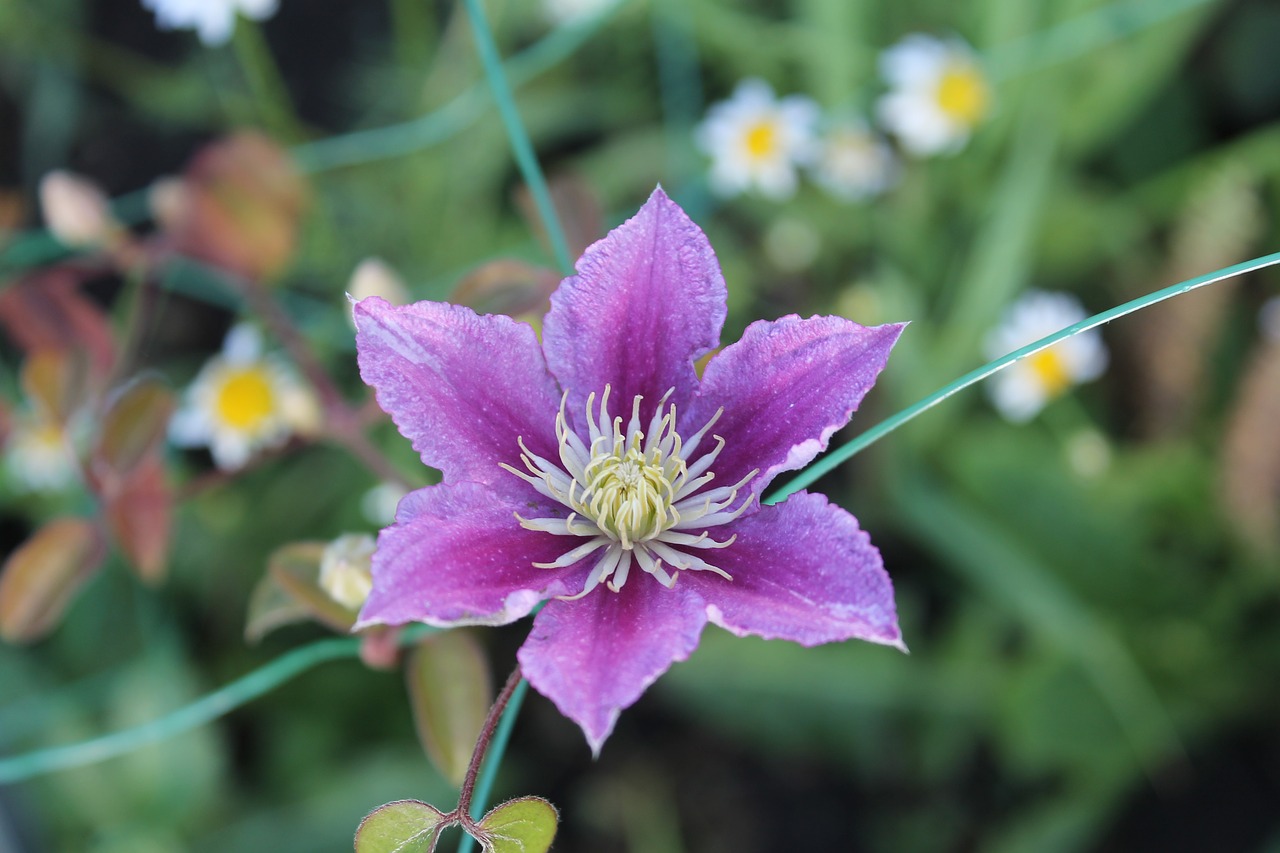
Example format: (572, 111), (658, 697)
(984, 291), (1108, 423)
(695, 79), (820, 200)
(811, 118), (897, 202)
(5, 414), (78, 493)
(140, 0), (279, 47)
(877, 34), (991, 157)
(170, 324), (316, 470)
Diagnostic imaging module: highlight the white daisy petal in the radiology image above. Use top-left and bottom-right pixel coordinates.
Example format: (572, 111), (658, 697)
(984, 290), (1109, 423)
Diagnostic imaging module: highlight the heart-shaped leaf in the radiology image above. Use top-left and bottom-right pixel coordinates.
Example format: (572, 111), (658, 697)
(354, 800), (448, 853)
(406, 629), (492, 787)
(476, 797), (558, 853)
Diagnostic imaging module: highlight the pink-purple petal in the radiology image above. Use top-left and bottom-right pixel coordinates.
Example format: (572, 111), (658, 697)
(354, 296), (562, 483)
(686, 315), (905, 496)
(541, 187), (726, 424)
(518, 580), (708, 754)
(685, 491), (903, 649)
(357, 481), (580, 630)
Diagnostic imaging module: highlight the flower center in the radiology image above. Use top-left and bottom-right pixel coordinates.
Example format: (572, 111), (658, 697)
(215, 366), (276, 429)
(1028, 349), (1072, 397)
(934, 65), (989, 124)
(503, 386), (757, 598)
(744, 120), (779, 160)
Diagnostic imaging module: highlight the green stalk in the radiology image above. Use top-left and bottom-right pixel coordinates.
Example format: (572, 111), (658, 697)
(766, 250), (1280, 505)
(0, 637), (358, 784)
(461, 0), (574, 275)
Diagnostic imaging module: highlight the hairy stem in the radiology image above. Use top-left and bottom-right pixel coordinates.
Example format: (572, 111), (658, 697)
(456, 664), (525, 833)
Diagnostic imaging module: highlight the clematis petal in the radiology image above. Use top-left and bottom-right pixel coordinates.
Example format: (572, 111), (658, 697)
(686, 491), (903, 649)
(518, 580), (708, 754)
(686, 315), (904, 496)
(354, 296), (562, 483)
(357, 481), (581, 629)
(542, 187), (726, 425)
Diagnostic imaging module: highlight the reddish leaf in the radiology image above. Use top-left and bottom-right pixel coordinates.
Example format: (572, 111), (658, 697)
(513, 173), (604, 260)
(93, 377), (176, 479)
(405, 629), (493, 787)
(450, 259), (560, 327)
(160, 132), (309, 283)
(0, 268), (116, 374)
(20, 349), (91, 426)
(102, 456), (172, 584)
(0, 518), (106, 642)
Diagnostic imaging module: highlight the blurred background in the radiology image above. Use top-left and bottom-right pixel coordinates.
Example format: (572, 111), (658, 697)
(1, 0), (1279, 851)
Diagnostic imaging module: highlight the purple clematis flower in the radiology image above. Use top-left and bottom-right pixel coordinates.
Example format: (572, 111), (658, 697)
(354, 187), (905, 753)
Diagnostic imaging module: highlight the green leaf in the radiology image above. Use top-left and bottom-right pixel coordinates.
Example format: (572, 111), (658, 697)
(476, 796), (558, 853)
(244, 569), (313, 644)
(406, 629), (492, 787)
(354, 800), (448, 853)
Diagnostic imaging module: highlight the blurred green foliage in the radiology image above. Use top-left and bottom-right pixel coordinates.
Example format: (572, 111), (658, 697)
(2, 0), (1279, 851)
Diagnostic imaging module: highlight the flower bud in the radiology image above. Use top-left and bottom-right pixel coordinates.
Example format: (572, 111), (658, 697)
(39, 171), (117, 249)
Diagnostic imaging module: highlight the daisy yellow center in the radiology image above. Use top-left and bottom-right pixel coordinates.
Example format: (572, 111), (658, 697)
(503, 386), (757, 598)
(1028, 349), (1073, 397)
(935, 65), (989, 124)
(744, 120), (780, 160)
(215, 367), (276, 429)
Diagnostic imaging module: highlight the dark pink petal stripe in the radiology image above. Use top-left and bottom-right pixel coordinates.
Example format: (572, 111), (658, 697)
(542, 187), (726, 426)
(518, 580), (708, 754)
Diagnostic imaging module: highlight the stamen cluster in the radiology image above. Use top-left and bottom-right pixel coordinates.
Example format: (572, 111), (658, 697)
(503, 386), (756, 597)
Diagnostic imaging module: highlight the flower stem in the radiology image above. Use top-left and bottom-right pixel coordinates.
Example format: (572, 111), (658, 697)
(455, 665), (525, 837)
(230, 19), (306, 143)
(769, 249), (1280, 504)
(461, 0), (574, 276)
(236, 279), (417, 491)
